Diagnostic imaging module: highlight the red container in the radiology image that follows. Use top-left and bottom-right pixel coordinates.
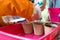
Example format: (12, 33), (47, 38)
(0, 23), (59, 40)
(48, 8), (60, 22)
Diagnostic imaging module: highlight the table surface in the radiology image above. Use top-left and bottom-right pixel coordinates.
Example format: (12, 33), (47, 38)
(0, 23), (58, 40)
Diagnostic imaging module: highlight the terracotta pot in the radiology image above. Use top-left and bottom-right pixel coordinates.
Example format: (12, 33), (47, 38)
(22, 22), (33, 34)
(33, 22), (44, 35)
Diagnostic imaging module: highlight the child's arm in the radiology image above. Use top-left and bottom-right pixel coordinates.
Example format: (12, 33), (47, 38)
(40, 0), (46, 11)
(33, 0), (38, 6)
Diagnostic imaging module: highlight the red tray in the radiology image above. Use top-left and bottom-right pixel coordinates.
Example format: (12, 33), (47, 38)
(0, 23), (59, 40)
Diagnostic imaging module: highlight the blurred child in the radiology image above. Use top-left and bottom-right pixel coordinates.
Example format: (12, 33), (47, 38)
(32, 0), (46, 21)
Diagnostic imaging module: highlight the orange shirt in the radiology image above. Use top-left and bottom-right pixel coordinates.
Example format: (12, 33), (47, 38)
(0, 0), (33, 25)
